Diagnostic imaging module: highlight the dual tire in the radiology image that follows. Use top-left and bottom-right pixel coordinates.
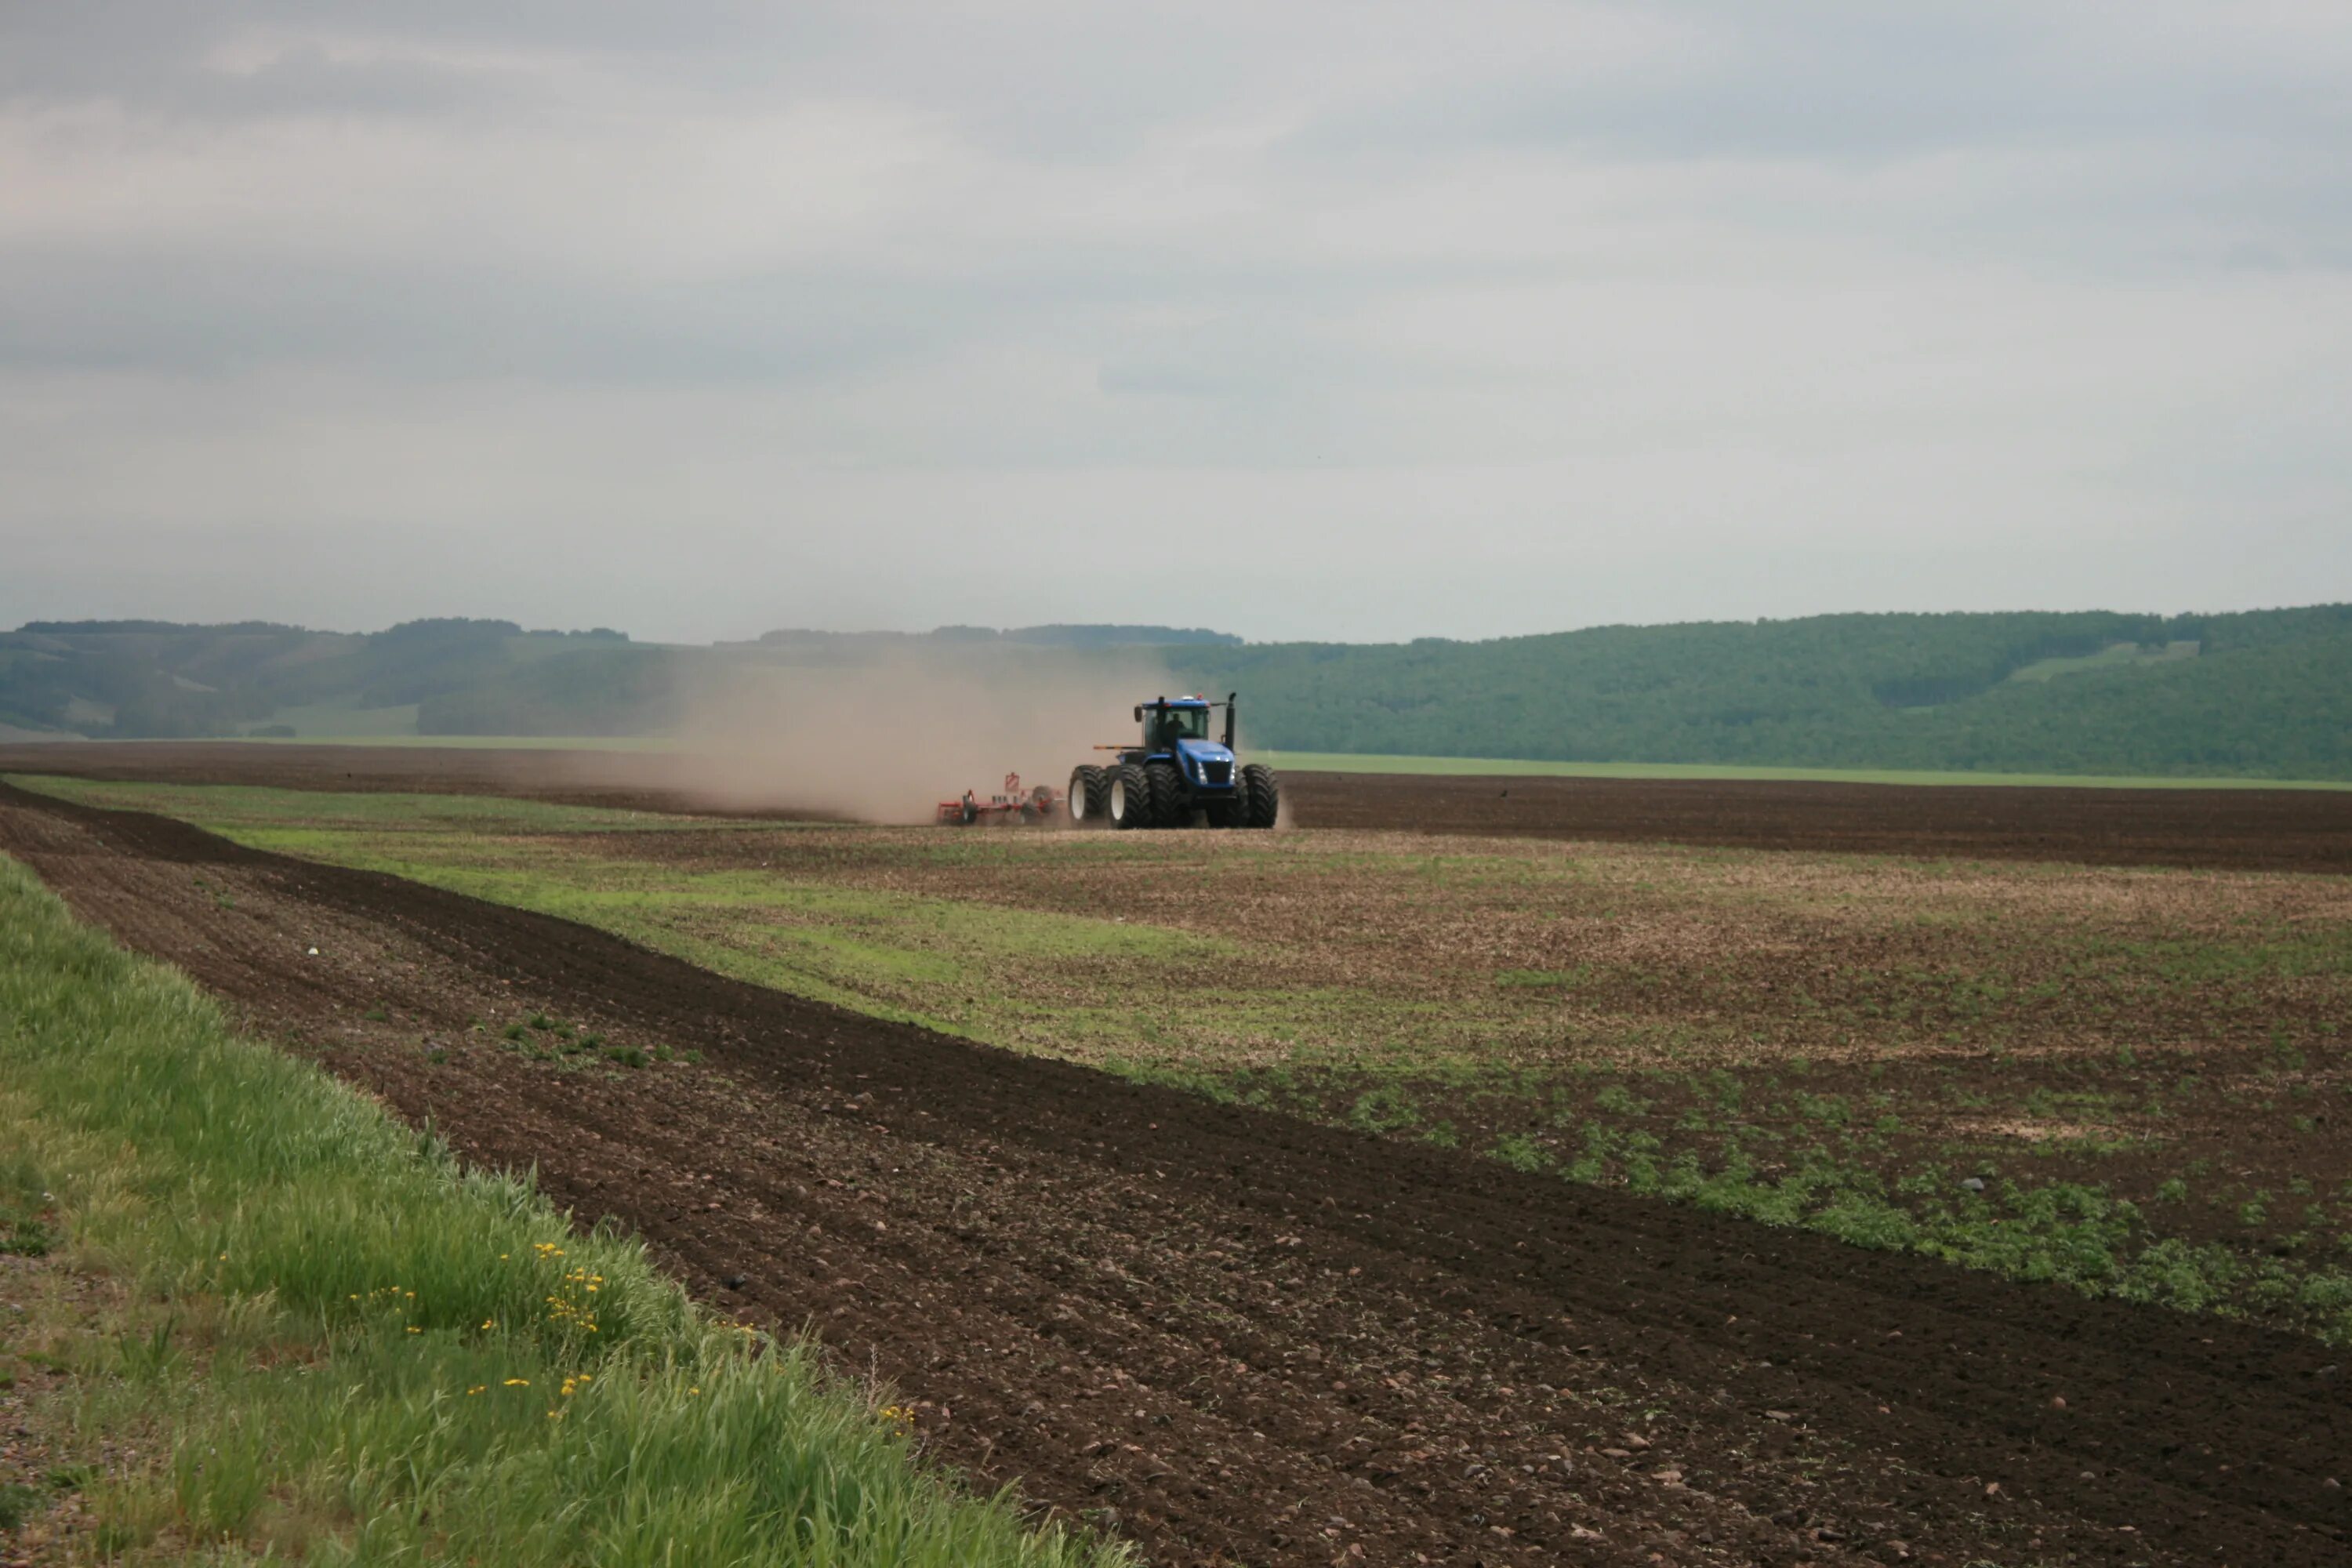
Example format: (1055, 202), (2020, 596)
(1144, 760), (1185, 826)
(1105, 761), (1188, 829)
(1239, 763), (1279, 829)
(1107, 763), (1155, 829)
(1080, 759), (1279, 830)
(1068, 764), (1111, 827)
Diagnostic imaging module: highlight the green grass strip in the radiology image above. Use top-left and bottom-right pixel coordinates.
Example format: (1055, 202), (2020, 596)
(0, 851), (1126, 1567)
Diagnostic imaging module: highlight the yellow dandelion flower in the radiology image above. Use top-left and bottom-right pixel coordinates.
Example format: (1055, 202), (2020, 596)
(504, 1377), (530, 1387)
(467, 1385), (485, 1396)
(406, 1326), (422, 1334)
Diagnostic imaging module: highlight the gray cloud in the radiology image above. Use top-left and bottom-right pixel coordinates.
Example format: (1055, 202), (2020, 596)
(1, 2), (2347, 641)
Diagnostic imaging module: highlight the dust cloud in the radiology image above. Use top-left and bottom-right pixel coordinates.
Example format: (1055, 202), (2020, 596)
(650, 648), (1176, 823)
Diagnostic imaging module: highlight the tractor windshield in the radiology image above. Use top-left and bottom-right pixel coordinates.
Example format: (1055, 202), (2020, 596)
(1155, 706), (1211, 746)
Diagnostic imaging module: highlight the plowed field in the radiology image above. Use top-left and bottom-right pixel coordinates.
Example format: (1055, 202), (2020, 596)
(5, 740), (2349, 871)
(4, 777), (2346, 1568)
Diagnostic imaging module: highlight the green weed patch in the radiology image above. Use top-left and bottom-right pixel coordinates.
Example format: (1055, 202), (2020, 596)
(1205, 1058), (2352, 1345)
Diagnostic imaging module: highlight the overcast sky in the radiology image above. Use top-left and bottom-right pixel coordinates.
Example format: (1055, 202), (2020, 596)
(3, 2), (2347, 643)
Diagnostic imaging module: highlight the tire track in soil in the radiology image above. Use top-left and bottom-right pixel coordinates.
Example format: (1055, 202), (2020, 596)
(3, 780), (2347, 1567)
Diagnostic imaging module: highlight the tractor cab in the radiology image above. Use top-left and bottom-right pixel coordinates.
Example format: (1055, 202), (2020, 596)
(1134, 696), (1238, 793)
(1143, 699), (1214, 751)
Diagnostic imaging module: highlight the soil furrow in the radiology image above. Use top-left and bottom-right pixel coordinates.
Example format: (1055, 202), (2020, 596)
(3, 779), (2346, 1568)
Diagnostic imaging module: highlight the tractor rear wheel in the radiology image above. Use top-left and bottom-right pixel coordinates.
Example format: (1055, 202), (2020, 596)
(1068, 764), (1109, 827)
(1108, 764), (1154, 829)
(1144, 760), (1185, 827)
(1240, 763), (1279, 829)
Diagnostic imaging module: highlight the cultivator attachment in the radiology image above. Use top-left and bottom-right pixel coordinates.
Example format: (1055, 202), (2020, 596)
(936, 772), (1062, 826)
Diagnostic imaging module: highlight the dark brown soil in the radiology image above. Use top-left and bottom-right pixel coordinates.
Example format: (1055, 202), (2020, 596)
(5, 741), (2350, 873)
(1287, 771), (2352, 875)
(4, 779), (2347, 1567)
(0, 741), (833, 820)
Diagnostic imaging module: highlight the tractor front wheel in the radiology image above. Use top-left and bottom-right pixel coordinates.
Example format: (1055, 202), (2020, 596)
(1068, 764), (1109, 827)
(1108, 764), (1154, 829)
(1240, 763), (1280, 829)
(1144, 760), (1186, 827)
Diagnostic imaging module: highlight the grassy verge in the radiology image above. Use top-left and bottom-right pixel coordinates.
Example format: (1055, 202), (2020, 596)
(0, 851), (1123, 1567)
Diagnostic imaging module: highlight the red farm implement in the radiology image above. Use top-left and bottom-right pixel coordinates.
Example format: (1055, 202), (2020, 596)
(936, 773), (1062, 826)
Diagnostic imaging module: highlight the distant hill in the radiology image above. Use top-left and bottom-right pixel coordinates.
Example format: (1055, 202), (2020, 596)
(0, 619), (1237, 742)
(0, 619), (662, 740)
(5, 607), (2350, 781)
(1169, 605), (2352, 781)
(750, 624), (1242, 650)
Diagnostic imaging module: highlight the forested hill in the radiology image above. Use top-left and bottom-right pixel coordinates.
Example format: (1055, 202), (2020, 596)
(0, 620), (1231, 742)
(1169, 606), (2352, 779)
(0, 619), (666, 741)
(5, 606), (2350, 781)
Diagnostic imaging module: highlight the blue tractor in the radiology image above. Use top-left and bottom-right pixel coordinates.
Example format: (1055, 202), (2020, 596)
(1067, 692), (1279, 830)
